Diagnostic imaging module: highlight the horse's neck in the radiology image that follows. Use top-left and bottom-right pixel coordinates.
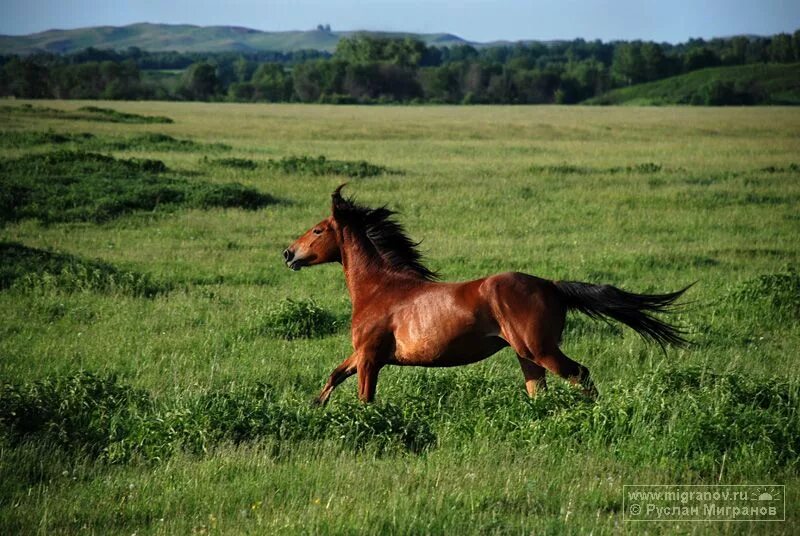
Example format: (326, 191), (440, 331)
(339, 227), (397, 309)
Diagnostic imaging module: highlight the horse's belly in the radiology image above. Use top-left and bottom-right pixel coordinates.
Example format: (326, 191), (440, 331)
(393, 333), (508, 367)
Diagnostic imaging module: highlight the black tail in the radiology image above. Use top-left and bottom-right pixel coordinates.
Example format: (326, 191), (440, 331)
(554, 281), (690, 349)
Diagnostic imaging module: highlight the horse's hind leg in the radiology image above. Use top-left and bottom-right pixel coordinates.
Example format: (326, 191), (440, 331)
(516, 355), (547, 397)
(535, 347), (598, 399)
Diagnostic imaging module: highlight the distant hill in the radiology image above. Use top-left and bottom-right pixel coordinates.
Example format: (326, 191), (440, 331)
(0, 23), (474, 54)
(586, 63), (800, 105)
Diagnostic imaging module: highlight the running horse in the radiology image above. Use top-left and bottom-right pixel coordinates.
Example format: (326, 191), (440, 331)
(283, 185), (688, 405)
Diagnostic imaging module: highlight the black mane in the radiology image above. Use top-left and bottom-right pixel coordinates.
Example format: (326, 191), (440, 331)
(332, 191), (438, 281)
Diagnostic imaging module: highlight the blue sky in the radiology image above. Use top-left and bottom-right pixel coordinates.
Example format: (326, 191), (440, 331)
(2, 0), (799, 43)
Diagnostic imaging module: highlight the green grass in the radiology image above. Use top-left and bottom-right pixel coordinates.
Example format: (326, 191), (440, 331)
(0, 242), (170, 296)
(0, 104), (174, 123)
(0, 130), (230, 152)
(0, 150), (276, 223)
(587, 63), (800, 105)
(1, 101), (799, 534)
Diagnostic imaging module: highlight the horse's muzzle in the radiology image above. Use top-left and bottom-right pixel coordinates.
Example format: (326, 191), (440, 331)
(283, 248), (306, 270)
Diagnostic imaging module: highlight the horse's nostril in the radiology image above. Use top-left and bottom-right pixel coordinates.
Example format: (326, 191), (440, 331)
(283, 249), (294, 262)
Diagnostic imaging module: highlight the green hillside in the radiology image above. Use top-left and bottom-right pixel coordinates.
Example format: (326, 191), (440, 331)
(0, 23), (471, 54)
(586, 63), (800, 105)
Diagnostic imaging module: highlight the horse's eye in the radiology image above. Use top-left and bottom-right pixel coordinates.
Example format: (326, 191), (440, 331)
(313, 228), (323, 235)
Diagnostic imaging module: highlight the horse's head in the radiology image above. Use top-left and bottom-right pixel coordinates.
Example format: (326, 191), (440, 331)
(282, 186), (345, 271)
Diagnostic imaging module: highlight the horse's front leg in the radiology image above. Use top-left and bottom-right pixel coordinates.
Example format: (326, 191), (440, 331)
(314, 354), (357, 406)
(357, 360), (381, 403)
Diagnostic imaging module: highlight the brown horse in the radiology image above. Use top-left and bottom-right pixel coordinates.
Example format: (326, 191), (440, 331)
(284, 185), (688, 405)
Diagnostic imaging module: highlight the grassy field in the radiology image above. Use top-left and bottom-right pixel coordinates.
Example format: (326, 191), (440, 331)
(1, 101), (799, 534)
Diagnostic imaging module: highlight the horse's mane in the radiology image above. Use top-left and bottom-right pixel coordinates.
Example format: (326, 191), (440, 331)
(332, 188), (438, 281)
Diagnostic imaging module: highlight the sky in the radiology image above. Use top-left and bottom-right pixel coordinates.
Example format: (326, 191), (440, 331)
(1, 0), (799, 43)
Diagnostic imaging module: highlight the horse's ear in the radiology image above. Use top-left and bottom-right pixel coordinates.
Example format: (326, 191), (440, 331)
(331, 183), (348, 219)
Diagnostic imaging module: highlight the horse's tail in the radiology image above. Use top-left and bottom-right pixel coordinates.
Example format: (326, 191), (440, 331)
(553, 280), (691, 349)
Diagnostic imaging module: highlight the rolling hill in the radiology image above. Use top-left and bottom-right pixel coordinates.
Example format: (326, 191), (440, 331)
(0, 23), (473, 54)
(586, 63), (800, 105)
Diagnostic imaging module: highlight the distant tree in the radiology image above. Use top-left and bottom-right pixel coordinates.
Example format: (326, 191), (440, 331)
(612, 42), (646, 85)
(419, 64), (463, 102)
(722, 36), (750, 65)
(1, 57), (50, 97)
(640, 42), (669, 80)
(335, 35), (426, 67)
(565, 58), (610, 99)
(794, 30), (800, 61)
(252, 63), (293, 101)
(180, 62), (218, 100)
(228, 81), (255, 101)
(292, 60), (345, 101)
(768, 33), (794, 63)
(683, 47), (720, 72)
(234, 56), (256, 82)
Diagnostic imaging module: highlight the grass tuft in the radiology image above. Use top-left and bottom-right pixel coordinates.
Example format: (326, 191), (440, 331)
(266, 155), (399, 178)
(729, 268), (800, 313)
(530, 162), (663, 175)
(254, 298), (340, 339)
(203, 156), (259, 170)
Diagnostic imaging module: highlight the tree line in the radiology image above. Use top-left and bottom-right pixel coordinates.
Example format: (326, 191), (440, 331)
(1, 31), (799, 104)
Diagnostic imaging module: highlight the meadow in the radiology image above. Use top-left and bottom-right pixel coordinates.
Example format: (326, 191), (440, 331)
(1, 101), (799, 534)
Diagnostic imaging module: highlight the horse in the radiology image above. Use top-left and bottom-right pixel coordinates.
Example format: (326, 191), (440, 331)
(283, 185), (689, 405)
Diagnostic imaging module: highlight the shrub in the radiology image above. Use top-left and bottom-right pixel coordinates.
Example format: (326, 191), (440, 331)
(254, 298), (340, 339)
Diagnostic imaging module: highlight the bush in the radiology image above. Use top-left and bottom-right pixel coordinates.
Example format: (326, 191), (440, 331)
(254, 298), (340, 339)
